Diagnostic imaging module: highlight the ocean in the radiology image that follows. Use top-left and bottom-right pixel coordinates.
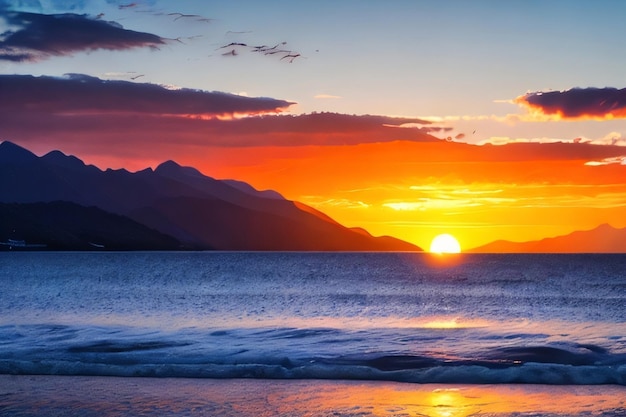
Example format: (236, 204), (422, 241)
(0, 252), (624, 416)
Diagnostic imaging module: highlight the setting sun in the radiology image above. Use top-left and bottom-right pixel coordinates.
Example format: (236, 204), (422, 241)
(430, 234), (461, 254)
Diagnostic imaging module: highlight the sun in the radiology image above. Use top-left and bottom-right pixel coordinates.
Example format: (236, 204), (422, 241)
(430, 234), (461, 254)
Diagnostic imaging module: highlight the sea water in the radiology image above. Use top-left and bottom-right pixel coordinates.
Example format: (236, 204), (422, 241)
(0, 252), (625, 415)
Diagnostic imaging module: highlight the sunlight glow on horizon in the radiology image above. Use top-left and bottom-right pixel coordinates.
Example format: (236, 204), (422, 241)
(429, 234), (462, 254)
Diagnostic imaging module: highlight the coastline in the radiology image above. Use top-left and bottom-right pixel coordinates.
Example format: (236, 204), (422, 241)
(1, 375), (624, 416)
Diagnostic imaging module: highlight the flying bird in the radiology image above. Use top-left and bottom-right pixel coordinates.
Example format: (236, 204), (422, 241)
(167, 13), (214, 23)
(281, 53), (302, 63)
(168, 12), (198, 20)
(264, 42), (287, 51)
(118, 3), (137, 9)
(213, 40), (302, 64)
(218, 42), (248, 49)
(263, 49), (291, 56)
(130, 74), (144, 80)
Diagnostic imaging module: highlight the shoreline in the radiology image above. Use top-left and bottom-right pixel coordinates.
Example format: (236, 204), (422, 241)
(1, 375), (624, 416)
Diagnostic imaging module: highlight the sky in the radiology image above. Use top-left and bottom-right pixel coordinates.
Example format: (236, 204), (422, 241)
(1, 0), (625, 250)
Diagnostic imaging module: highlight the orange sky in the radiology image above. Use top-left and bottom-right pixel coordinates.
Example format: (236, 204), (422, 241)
(3, 99), (625, 250)
(134, 140), (626, 251)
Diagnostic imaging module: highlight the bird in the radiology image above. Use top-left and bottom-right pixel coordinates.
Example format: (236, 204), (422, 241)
(263, 49), (290, 56)
(218, 42), (248, 49)
(167, 12), (198, 20)
(212, 39), (303, 64)
(130, 74), (144, 80)
(167, 13), (214, 23)
(280, 53), (302, 63)
(264, 42), (287, 51)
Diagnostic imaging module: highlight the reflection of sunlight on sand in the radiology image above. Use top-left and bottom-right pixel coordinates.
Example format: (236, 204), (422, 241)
(427, 388), (512, 417)
(275, 383), (626, 417)
(4, 376), (625, 416)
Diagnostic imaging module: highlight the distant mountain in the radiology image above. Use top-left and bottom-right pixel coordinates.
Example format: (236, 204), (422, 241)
(0, 201), (180, 250)
(0, 141), (421, 251)
(470, 224), (626, 253)
(222, 179), (284, 200)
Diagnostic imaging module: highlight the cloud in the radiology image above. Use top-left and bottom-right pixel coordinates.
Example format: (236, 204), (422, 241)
(478, 136), (578, 146)
(588, 131), (626, 146)
(478, 131), (626, 147)
(0, 74), (293, 116)
(299, 196), (370, 209)
(314, 94), (342, 99)
(381, 182), (626, 213)
(383, 122), (453, 134)
(198, 112), (437, 137)
(0, 9), (165, 61)
(0, 74), (440, 149)
(383, 184), (515, 212)
(584, 156), (626, 166)
(514, 87), (626, 120)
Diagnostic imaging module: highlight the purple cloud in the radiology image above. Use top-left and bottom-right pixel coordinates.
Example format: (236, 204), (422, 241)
(515, 87), (626, 119)
(0, 10), (165, 61)
(0, 74), (440, 149)
(0, 74), (294, 115)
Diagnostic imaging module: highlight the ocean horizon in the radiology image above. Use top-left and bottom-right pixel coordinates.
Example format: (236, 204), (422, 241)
(1, 252), (624, 415)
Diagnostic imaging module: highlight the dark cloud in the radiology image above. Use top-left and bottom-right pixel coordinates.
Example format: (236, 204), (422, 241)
(214, 113), (435, 136)
(0, 74), (438, 144)
(0, 10), (165, 61)
(0, 111), (440, 149)
(0, 74), (294, 115)
(515, 87), (626, 119)
(0, 74), (439, 148)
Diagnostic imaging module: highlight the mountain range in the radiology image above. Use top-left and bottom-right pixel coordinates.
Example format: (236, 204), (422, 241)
(0, 141), (420, 251)
(470, 223), (626, 253)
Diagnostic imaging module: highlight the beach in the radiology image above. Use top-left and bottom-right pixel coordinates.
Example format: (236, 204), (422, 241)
(2, 375), (625, 416)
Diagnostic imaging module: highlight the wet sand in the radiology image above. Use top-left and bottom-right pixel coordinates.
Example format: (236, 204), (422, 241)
(1, 375), (624, 416)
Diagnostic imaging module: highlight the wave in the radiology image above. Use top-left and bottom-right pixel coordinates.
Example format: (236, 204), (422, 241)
(1, 324), (625, 385)
(1, 357), (624, 385)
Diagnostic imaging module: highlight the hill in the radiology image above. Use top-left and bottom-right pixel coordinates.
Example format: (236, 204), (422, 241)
(0, 201), (180, 250)
(0, 141), (421, 251)
(470, 224), (626, 253)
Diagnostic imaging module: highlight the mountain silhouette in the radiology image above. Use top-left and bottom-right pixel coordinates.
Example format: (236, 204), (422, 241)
(0, 141), (421, 251)
(0, 201), (180, 250)
(470, 223), (626, 253)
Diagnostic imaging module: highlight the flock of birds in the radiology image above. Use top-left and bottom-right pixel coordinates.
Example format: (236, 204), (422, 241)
(137, 4), (306, 63)
(110, 4), (306, 83)
(217, 41), (303, 63)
